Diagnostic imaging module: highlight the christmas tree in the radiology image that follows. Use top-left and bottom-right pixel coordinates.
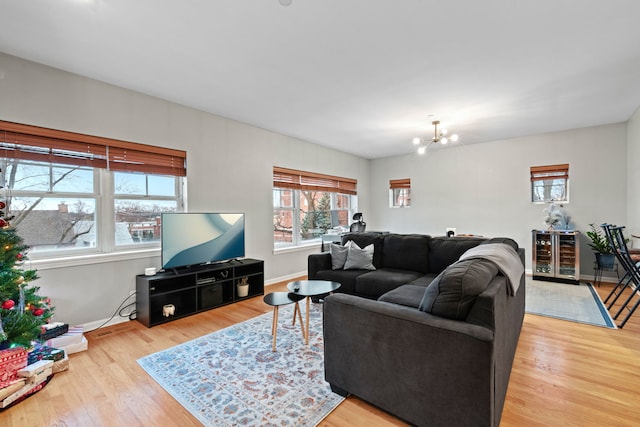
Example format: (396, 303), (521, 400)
(0, 227), (53, 348)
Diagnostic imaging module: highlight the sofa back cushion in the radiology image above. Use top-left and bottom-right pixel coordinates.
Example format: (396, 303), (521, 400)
(342, 232), (385, 268)
(427, 236), (486, 274)
(381, 234), (431, 274)
(418, 258), (499, 320)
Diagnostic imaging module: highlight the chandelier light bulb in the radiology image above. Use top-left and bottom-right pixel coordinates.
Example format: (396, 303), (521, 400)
(417, 145), (427, 155)
(441, 137), (448, 144)
(450, 134), (459, 142)
(441, 128), (448, 135)
(412, 137), (422, 145)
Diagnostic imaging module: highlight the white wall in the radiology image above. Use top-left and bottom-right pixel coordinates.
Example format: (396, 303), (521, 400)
(627, 106), (640, 243)
(0, 52), (370, 327)
(369, 124), (628, 274)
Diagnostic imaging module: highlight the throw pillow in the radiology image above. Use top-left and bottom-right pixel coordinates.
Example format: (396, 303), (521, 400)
(418, 259), (498, 320)
(344, 242), (376, 270)
(330, 243), (350, 270)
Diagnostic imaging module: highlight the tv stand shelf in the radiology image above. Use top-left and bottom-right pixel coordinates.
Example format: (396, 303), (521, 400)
(136, 258), (264, 327)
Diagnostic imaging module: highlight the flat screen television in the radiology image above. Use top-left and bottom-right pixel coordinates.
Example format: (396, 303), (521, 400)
(161, 212), (245, 270)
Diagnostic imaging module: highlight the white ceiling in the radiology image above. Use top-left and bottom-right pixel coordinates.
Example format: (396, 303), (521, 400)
(1, 0), (640, 159)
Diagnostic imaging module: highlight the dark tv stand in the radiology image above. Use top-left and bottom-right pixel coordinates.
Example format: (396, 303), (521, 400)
(135, 258), (264, 327)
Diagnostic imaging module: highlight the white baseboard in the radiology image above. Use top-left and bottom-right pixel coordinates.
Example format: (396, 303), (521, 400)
(265, 271), (307, 287)
(81, 315), (132, 333)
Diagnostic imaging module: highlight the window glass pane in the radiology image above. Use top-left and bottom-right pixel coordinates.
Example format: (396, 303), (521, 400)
(114, 172), (177, 197)
(300, 191), (331, 242)
(273, 188), (293, 208)
(274, 208), (293, 244)
(115, 171), (145, 195)
(52, 166), (94, 193)
(5, 162), (51, 191)
(2, 161), (94, 193)
(391, 188), (411, 207)
(532, 178), (567, 202)
(147, 174), (176, 196)
(9, 196), (97, 252)
(114, 199), (178, 245)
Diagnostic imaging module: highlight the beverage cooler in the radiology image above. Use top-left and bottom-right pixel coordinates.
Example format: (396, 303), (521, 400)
(532, 230), (580, 284)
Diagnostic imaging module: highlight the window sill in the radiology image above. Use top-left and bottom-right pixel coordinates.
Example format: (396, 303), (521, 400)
(273, 242), (320, 255)
(27, 248), (160, 270)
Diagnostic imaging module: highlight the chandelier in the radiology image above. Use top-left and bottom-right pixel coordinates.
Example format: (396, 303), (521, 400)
(412, 120), (459, 154)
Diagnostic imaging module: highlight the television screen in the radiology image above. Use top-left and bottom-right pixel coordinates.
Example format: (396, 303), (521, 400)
(161, 212), (245, 270)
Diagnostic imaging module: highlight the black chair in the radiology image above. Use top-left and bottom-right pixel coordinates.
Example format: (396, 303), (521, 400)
(349, 221), (366, 232)
(349, 212), (366, 232)
(601, 224), (640, 328)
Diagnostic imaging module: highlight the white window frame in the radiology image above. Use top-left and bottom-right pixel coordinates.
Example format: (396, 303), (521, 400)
(3, 158), (184, 259)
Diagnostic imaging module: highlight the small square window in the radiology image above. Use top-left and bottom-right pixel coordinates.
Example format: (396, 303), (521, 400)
(390, 179), (411, 208)
(530, 164), (568, 203)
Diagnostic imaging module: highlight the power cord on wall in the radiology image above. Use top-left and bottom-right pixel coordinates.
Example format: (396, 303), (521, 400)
(87, 292), (137, 332)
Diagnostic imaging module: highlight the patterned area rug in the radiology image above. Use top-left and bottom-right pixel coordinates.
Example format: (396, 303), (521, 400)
(137, 302), (344, 426)
(526, 278), (616, 328)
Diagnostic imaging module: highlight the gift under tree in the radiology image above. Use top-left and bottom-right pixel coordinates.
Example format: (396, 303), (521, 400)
(0, 227), (53, 349)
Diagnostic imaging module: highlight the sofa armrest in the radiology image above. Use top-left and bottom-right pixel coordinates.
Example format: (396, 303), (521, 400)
(323, 293), (497, 426)
(308, 252), (332, 279)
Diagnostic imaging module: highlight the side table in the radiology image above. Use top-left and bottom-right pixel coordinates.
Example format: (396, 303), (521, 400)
(263, 292), (305, 352)
(287, 280), (341, 345)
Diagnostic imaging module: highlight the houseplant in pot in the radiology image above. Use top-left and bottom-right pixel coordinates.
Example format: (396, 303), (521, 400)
(586, 223), (615, 269)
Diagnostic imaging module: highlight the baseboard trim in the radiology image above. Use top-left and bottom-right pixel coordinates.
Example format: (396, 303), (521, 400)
(265, 271), (307, 287)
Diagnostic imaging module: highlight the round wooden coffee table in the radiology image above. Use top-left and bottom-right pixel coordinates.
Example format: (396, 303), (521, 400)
(287, 280), (341, 345)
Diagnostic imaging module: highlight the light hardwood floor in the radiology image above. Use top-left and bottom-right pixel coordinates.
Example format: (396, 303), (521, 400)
(1, 278), (638, 427)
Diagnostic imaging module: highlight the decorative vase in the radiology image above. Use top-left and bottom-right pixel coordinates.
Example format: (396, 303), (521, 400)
(237, 283), (249, 298)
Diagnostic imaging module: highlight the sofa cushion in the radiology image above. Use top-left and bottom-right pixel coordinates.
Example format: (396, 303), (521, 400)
(419, 258), (498, 320)
(355, 269), (424, 299)
(342, 232), (385, 268)
(381, 234), (430, 274)
(408, 273), (439, 288)
(378, 284), (427, 309)
(330, 243), (349, 270)
(427, 236), (486, 274)
(313, 268), (366, 294)
(344, 243), (376, 270)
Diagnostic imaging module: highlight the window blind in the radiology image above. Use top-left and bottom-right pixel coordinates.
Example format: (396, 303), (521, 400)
(0, 120), (186, 176)
(389, 178), (411, 189)
(273, 166), (357, 195)
(530, 164), (569, 181)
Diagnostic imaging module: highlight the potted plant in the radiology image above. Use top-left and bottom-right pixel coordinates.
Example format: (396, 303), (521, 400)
(237, 276), (249, 298)
(586, 223), (615, 269)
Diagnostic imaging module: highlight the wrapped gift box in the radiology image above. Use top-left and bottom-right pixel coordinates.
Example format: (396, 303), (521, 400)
(0, 379), (26, 401)
(28, 345), (65, 365)
(18, 359), (53, 385)
(45, 326), (84, 348)
(0, 348), (28, 389)
(52, 354), (69, 373)
(1, 374), (52, 409)
(60, 336), (88, 355)
(39, 323), (69, 341)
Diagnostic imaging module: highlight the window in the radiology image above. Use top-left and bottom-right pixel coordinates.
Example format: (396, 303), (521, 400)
(0, 120), (185, 257)
(273, 167), (357, 249)
(530, 164), (569, 203)
(389, 178), (411, 207)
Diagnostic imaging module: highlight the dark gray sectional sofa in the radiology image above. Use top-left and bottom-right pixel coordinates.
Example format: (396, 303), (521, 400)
(308, 232), (525, 427)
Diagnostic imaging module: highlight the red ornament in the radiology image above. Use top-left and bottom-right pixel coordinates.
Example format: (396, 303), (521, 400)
(16, 253), (23, 261)
(1, 299), (15, 309)
(0, 219), (6, 228)
(0, 201), (5, 209)
(32, 308), (45, 316)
